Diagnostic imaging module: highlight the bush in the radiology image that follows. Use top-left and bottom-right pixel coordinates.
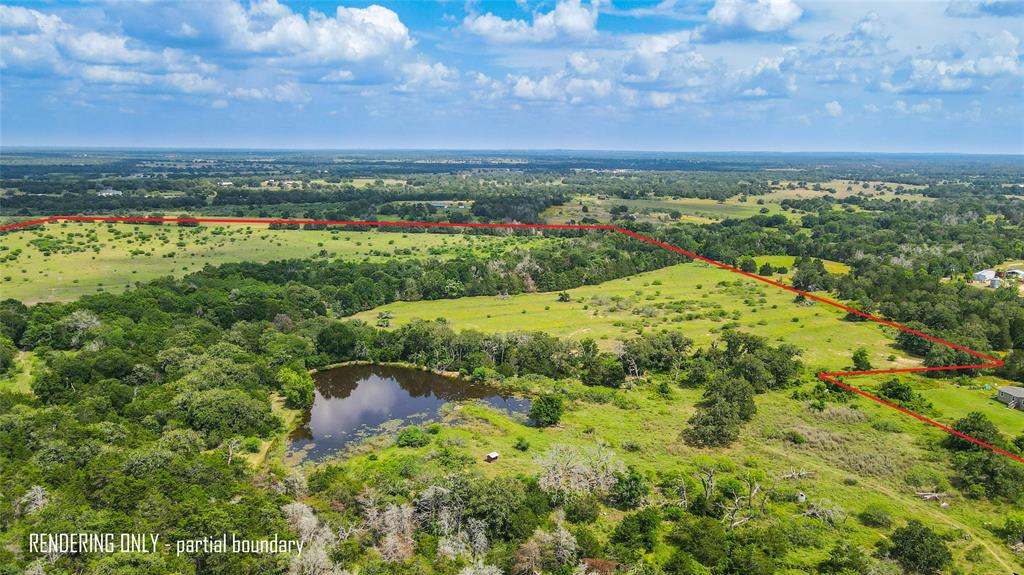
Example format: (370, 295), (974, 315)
(611, 466), (649, 509)
(529, 394), (564, 427)
(783, 430), (807, 444)
(611, 507), (661, 552)
(513, 436), (530, 451)
(564, 494), (600, 524)
(858, 502), (892, 528)
(886, 520), (951, 574)
(241, 437), (262, 453)
(396, 426), (431, 448)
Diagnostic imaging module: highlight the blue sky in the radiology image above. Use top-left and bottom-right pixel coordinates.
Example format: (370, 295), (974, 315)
(1, 0), (1022, 152)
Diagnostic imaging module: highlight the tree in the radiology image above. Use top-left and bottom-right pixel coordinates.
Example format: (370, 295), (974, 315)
(316, 322), (358, 360)
(529, 394), (564, 427)
(610, 466), (649, 509)
(738, 258), (758, 273)
(851, 348), (872, 371)
(757, 263), (775, 276)
(278, 366), (315, 410)
(886, 520), (951, 574)
(610, 507), (660, 552)
(582, 353), (625, 388)
(944, 411), (1004, 451)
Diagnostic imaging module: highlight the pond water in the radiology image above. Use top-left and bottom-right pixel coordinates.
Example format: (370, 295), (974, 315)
(287, 364), (531, 461)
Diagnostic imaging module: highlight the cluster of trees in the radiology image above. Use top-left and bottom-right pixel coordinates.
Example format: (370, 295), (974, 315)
(685, 331), (803, 447)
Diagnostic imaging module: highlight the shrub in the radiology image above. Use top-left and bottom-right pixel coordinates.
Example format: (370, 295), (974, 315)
(611, 466), (649, 509)
(396, 426), (431, 448)
(886, 520), (951, 574)
(514, 436), (530, 451)
(242, 437), (262, 453)
(783, 430), (807, 444)
(858, 502), (892, 528)
(529, 394), (564, 427)
(564, 494), (600, 524)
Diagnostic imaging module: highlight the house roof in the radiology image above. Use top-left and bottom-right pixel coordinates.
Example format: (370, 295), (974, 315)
(999, 386), (1024, 397)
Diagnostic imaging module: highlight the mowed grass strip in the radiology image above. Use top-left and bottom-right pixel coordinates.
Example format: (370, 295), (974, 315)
(0, 222), (551, 304)
(354, 261), (910, 369)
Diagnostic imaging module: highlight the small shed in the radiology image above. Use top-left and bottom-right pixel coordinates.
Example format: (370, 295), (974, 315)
(484, 452), (499, 463)
(996, 386), (1024, 411)
(990, 278), (1003, 288)
(973, 269), (996, 282)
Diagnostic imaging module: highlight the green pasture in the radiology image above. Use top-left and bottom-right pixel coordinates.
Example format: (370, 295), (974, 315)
(0, 222), (551, 304)
(354, 261), (909, 369)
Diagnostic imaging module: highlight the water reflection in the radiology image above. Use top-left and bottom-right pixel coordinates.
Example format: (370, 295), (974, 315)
(288, 364), (530, 461)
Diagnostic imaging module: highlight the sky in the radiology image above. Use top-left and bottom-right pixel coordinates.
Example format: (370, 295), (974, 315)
(1, 0), (1022, 153)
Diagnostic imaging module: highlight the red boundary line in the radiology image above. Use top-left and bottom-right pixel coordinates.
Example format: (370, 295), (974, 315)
(2, 215), (1020, 464)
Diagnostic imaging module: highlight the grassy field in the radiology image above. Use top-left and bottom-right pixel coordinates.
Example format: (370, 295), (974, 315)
(753, 255), (851, 275)
(0, 222), (551, 304)
(543, 195), (785, 224)
(763, 179), (932, 202)
(333, 373), (1020, 573)
(354, 261), (907, 369)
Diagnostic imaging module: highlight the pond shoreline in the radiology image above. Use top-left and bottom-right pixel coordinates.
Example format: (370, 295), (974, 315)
(289, 362), (531, 463)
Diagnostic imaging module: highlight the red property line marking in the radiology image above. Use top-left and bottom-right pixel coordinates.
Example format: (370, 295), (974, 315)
(2, 215), (1019, 464)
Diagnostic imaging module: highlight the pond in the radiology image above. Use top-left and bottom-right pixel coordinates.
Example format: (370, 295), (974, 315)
(287, 364), (531, 461)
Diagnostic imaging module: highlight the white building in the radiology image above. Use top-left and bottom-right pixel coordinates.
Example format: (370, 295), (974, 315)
(973, 269), (996, 282)
(1006, 269), (1024, 279)
(997, 386), (1024, 411)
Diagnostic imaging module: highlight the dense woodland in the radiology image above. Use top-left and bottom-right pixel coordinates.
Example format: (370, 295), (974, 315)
(1, 151), (1023, 575)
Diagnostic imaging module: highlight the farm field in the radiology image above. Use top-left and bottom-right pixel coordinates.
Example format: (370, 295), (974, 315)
(0, 222), (551, 304)
(354, 261), (910, 369)
(542, 194), (787, 224)
(763, 179), (932, 202)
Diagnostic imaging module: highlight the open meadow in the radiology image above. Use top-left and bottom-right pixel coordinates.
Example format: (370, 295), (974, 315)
(0, 222), (552, 303)
(354, 261), (901, 368)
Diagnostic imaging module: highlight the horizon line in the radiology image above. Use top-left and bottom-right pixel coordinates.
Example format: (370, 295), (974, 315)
(2, 145), (1023, 157)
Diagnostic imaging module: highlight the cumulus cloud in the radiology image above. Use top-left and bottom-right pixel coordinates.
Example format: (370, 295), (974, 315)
(218, 1), (414, 63)
(0, 5), (219, 94)
(733, 54), (797, 98)
(463, 0), (602, 43)
(397, 61), (459, 92)
(824, 100), (842, 116)
(881, 30), (1021, 93)
(696, 0), (803, 41)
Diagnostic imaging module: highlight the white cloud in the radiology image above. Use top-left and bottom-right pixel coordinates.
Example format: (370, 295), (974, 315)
(892, 98), (943, 114)
(0, 5), (219, 95)
(824, 100), (843, 116)
(320, 69), (355, 83)
(945, 0), (1024, 18)
(881, 30), (1021, 93)
(510, 72), (567, 100)
(397, 61), (459, 92)
(568, 51), (601, 74)
(732, 55), (797, 98)
(221, 1), (414, 63)
(230, 81), (310, 104)
(463, 0), (602, 43)
(696, 0), (803, 41)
